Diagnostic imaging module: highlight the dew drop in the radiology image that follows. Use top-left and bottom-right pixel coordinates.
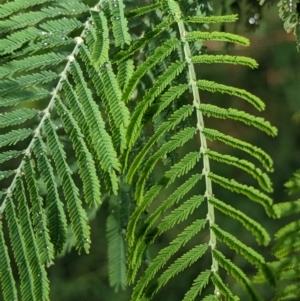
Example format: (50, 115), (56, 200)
(289, 0), (293, 12)
(114, 16), (119, 20)
(100, 62), (109, 69)
(248, 17), (255, 24)
(47, 261), (54, 268)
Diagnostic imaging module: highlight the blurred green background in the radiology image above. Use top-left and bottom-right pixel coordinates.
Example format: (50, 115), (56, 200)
(1, 0), (300, 300)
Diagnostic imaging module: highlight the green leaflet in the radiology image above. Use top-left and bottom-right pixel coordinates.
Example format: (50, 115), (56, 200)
(0, 88), (49, 107)
(211, 273), (239, 301)
(70, 60), (120, 194)
(209, 173), (273, 214)
(33, 137), (67, 255)
(145, 174), (202, 233)
(203, 128), (273, 172)
(0, 170), (15, 181)
(0, 128), (32, 148)
(272, 199), (300, 218)
(108, 0), (131, 48)
(126, 2), (161, 18)
(0, 108), (38, 128)
(130, 219), (207, 300)
(0, 150), (22, 164)
(197, 80), (265, 111)
(148, 244), (208, 298)
(158, 195), (205, 234)
(275, 220), (300, 241)
(209, 197), (270, 246)
(285, 168), (300, 194)
(125, 60), (185, 157)
(272, 232), (300, 258)
(182, 270), (212, 301)
(0, 18), (81, 55)
(186, 14), (238, 23)
(117, 59), (135, 89)
(0, 71), (58, 96)
(152, 84), (189, 118)
(134, 127), (197, 202)
(121, 39), (181, 103)
(211, 224), (265, 268)
(199, 104), (277, 136)
(272, 284), (300, 301)
(0, 0), (53, 19)
(113, 20), (173, 63)
(16, 178), (50, 301)
(186, 31), (249, 46)
(23, 157), (54, 265)
(159, 151), (201, 185)
(0, 221), (18, 301)
(96, 62), (127, 130)
(0, 53), (66, 78)
(106, 197), (127, 292)
(126, 174), (202, 283)
(0, 2), (89, 34)
(127, 172), (202, 246)
(213, 250), (263, 301)
(90, 10), (109, 65)
(44, 118), (91, 254)
(206, 149), (273, 192)
(192, 54), (258, 69)
(55, 99), (101, 207)
(5, 196), (36, 301)
(79, 44), (129, 152)
(126, 104), (194, 182)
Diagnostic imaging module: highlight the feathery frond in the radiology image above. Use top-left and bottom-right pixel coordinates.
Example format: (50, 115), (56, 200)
(0, 0), (277, 300)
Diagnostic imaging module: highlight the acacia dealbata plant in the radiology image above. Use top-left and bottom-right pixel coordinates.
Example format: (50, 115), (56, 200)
(0, 0), (300, 300)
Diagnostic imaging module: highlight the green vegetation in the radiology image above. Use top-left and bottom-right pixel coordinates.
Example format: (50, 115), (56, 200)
(0, 0), (299, 300)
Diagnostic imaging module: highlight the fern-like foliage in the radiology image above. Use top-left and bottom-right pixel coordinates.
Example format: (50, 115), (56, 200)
(275, 0), (300, 52)
(0, 0), (277, 300)
(255, 169), (300, 301)
(0, 0), (128, 299)
(121, 1), (276, 300)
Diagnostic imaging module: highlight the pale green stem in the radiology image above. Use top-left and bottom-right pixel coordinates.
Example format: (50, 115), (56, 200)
(0, 2), (103, 215)
(176, 13), (219, 282)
